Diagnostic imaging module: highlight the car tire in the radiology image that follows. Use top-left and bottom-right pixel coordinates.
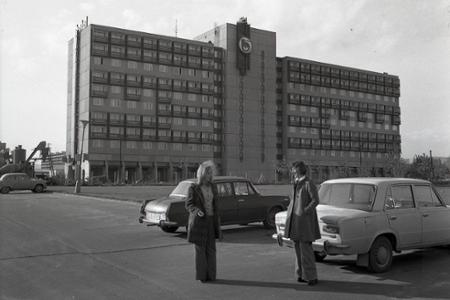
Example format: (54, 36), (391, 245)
(33, 184), (44, 193)
(368, 236), (393, 273)
(1, 186), (10, 194)
(263, 206), (283, 229)
(161, 225), (179, 233)
(314, 251), (327, 262)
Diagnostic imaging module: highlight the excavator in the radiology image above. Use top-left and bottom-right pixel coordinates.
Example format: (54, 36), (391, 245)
(0, 141), (49, 177)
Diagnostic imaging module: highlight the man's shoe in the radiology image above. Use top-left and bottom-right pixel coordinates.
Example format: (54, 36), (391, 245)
(307, 279), (318, 286)
(297, 277), (307, 283)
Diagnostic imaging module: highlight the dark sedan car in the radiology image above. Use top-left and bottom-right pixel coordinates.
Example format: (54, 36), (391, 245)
(139, 176), (290, 232)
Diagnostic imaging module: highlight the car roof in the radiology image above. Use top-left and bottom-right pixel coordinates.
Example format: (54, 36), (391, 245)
(182, 176), (250, 183)
(2, 173), (28, 176)
(322, 177), (431, 185)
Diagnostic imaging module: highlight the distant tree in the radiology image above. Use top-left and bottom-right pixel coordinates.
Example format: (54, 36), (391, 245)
(405, 153), (450, 181)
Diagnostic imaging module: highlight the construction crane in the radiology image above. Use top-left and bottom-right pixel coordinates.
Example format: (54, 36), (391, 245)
(0, 141), (49, 176)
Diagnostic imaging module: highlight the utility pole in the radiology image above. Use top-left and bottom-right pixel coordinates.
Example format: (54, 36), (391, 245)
(74, 120), (89, 193)
(430, 150), (435, 180)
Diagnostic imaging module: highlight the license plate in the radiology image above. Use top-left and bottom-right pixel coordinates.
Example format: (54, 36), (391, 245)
(147, 212), (163, 223)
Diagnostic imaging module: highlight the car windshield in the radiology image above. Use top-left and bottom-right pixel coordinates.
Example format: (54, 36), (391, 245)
(319, 183), (377, 212)
(170, 181), (194, 197)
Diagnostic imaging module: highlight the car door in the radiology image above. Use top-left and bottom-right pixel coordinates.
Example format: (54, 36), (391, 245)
(233, 181), (261, 222)
(14, 174), (27, 190)
(385, 184), (422, 248)
(215, 182), (238, 224)
(413, 184), (450, 246)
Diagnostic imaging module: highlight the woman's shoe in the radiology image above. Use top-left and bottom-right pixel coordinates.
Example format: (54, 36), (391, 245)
(307, 279), (318, 286)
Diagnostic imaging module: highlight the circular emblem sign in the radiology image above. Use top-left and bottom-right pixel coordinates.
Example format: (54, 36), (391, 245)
(239, 37), (252, 54)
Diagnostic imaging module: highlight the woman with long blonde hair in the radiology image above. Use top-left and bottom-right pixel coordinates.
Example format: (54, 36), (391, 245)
(185, 160), (222, 282)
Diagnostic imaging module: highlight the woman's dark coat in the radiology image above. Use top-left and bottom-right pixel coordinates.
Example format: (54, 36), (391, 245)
(284, 177), (321, 242)
(185, 183), (221, 244)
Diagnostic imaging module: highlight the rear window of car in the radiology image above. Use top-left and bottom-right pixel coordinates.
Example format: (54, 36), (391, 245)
(319, 183), (376, 211)
(170, 181), (193, 197)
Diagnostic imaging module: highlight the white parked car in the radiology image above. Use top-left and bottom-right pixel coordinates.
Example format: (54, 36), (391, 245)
(274, 178), (450, 272)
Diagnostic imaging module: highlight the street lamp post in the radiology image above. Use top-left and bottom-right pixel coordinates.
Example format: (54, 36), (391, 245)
(74, 119), (89, 193)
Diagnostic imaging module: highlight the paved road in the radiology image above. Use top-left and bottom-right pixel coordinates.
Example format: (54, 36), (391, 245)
(1, 192), (450, 300)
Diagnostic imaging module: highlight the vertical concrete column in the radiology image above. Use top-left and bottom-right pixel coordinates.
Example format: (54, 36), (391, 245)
(169, 161), (174, 184)
(104, 160), (109, 183)
(137, 162), (143, 183)
(182, 163), (187, 180)
(154, 161), (158, 184)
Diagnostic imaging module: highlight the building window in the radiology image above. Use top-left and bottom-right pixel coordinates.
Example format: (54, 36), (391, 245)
(126, 101), (137, 109)
(127, 61), (138, 69)
(187, 119), (198, 126)
(92, 97), (104, 106)
(109, 127), (123, 135)
(173, 92), (183, 100)
(111, 98), (121, 107)
(188, 144), (197, 151)
(143, 63), (154, 72)
(143, 89), (155, 98)
(187, 69), (196, 76)
(158, 142), (168, 150)
(289, 104), (296, 111)
(111, 59), (122, 67)
(142, 102), (153, 110)
(188, 93), (197, 102)
(92, 140), (104, 148)
(93, 57), (103, 65)
(289, 127), (296, 133)
(159, 65), (168, 73)
(173, 117), (183, 125)
(173, 143), (182, 151)
(91, 126), (107, 134)
(111, 86), (122, 95)
(340, 120), (347, 126)
(143, 142), (153, 149)
(126, 141), (137, 149)
(202, 120), (211, 127)
(311, 128), (318, 135)
(110, 140), (120, 149)
(202, 144), (211, 152)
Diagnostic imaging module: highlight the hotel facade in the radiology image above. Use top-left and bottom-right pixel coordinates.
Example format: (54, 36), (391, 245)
(66, 18), (401, 184)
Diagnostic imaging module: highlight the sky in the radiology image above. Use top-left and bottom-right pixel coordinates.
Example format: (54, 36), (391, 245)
(0, 0), (449, 159)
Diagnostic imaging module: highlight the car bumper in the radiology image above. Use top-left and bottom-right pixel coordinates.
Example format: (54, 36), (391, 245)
(138, 215), (178, 227)
(272, 234), (350, 255)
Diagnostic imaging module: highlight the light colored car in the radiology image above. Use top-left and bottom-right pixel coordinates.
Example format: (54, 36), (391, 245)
(0, 173), (47, 194)
(274, 177), (450, 272)
(139, 176), (290, 232)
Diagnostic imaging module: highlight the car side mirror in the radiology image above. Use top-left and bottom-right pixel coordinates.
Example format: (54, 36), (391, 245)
(385, 197), (395, 209)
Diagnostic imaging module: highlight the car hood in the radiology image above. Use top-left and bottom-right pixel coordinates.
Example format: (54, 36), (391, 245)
(145, 195), (185, 212)
(274, 204), (370, 225)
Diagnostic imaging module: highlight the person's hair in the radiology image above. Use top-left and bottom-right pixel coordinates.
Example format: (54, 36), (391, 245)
(196, 160), (216, 185)
(292, 161), (307, 176)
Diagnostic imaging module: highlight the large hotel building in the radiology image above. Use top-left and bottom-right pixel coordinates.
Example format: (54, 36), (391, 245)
(67, 18), (401, 184)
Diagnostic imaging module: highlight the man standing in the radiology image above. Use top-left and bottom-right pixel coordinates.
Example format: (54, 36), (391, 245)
(284, 161), (321, 285)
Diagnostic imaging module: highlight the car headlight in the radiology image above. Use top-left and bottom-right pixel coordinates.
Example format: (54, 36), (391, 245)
(323, 224), (339, 234)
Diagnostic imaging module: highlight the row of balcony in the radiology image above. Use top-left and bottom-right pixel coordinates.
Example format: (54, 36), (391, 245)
(287, 61), (399, 86)
(92, 29), (221, 58)
(288, 94), (401, 115)
(90, 132), (219, 145)
(287, 139), (400, 152)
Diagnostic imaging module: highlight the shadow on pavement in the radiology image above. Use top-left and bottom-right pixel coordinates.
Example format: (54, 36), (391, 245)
(171, 224), (276, 245)
(211, 275), (449, 299)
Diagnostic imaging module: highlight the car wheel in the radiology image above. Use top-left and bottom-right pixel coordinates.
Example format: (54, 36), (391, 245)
(33, 184), (44, 193)
(263, 206), (283, 229)
(368, 236), (393, 273)
(314, 251), (327, 262)
(161, 225), (179, 233)
(1, 186), (10, 194)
